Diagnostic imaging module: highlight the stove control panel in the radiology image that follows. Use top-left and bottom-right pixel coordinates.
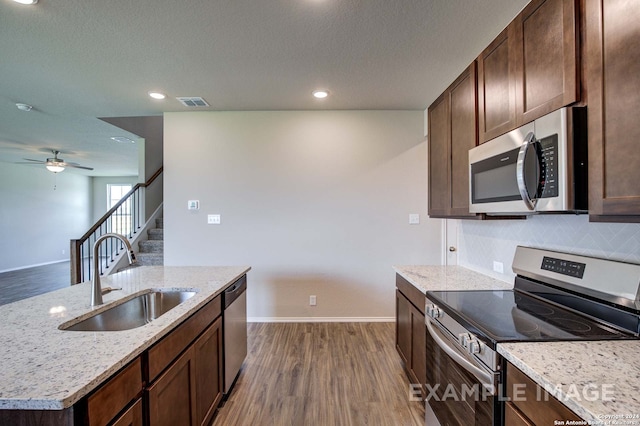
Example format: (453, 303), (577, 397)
(541, 256), (586, 279)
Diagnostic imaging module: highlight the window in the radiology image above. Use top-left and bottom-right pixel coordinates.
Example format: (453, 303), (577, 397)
(107, 184), (133, 236)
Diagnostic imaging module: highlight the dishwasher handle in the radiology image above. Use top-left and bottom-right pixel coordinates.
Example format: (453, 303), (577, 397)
(223, 275), (247, 309)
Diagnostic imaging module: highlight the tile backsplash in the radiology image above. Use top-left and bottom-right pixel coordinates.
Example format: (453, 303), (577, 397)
(457, 215), (640, 282)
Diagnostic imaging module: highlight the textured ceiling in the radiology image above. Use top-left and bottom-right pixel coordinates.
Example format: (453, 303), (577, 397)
(0, 0), (529, 176)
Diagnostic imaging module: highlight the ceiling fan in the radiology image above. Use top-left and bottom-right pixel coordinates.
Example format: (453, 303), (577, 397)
(21, 150), (94, 173)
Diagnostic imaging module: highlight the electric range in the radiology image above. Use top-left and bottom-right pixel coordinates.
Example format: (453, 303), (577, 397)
(423, 246), (640, 426)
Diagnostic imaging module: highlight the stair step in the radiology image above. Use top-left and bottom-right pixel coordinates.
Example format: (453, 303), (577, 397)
(139, 240), (164, 253)
(155, 218), (164, 229)
(136, 253), (164, 266)
(148, 228), (164, 240)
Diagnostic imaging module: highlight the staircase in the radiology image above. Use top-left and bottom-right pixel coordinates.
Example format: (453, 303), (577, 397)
(136, 217), (164, 266)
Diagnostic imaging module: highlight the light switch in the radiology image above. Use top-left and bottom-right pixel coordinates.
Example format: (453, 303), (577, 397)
(188, 200), (200, 210)
(208, 214), (221, 224)
(409, 214), (420, 224)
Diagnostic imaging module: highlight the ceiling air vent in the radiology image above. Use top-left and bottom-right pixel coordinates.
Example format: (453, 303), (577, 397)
(176, 97), (209, 107)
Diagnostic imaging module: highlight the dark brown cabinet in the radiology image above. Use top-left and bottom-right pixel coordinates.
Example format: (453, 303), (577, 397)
(514, 0), (579, 125)
(395, 275), (426, 397)
(477, 23), (518, 143)
(478, 0), (579, 143)
(87, 358), (142, 426)
(428, 63), (479, 218)
(506, 362), (581, 425)
(110, 399), (143, 426)
(147, 298), (224, 426)
(148, 346), (197, 426)
(194, 318), (224, 426)
(586, 0), (640, 221)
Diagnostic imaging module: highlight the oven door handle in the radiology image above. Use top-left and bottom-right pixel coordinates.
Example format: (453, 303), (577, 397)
(426, 318), (494, 390)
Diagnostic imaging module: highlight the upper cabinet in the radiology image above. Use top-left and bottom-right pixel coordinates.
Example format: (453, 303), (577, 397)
(585, 0), (640, 221)
(477, 24), (518, 143)
(514, 0), (579, 124)
(478, 0), (579, 143)
(428, 63), (480, 218)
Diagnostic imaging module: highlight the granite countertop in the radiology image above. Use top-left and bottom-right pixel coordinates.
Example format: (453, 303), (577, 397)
(393, 265), (513, 293)
(0, 265), (250, 410)
(499, 341), (640, 423)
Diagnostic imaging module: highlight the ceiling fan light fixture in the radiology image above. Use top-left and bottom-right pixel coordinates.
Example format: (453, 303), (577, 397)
(13, 0), (38, 4)
(46, 164), (65, 173)
(148, 91), (166, 100)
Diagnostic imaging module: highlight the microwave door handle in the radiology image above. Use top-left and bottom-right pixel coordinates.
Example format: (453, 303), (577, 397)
(516, 132), (537, 210)
(425, 318), (494, 390)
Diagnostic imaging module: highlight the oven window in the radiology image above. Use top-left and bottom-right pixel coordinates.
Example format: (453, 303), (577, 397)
(471, 147), (521, 203)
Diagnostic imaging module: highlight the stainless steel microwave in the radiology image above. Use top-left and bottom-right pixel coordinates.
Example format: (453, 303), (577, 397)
(468, 107), (587, 215)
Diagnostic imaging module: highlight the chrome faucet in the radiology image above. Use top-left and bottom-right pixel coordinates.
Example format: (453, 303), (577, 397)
(91, 233), (137, 306)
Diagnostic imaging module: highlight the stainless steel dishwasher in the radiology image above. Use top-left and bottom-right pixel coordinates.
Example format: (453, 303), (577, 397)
(222, 275), (247, 395)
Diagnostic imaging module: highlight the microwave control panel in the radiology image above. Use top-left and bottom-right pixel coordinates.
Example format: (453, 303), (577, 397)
(539, 134), (558, 198)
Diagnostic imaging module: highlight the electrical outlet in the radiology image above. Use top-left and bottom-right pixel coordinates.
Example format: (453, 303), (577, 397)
(493, 261), (504, 274)
(207, 214), (221, 224)
(61, 249), (65, 255)
(409, 214), (420, 225)
(309, 295), (317, 306)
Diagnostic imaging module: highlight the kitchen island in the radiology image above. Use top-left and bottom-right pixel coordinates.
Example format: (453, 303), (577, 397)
(0, 265), (249, 424)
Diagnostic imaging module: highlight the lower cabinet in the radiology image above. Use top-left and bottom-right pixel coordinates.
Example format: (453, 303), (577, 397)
(147, 317), (224, 426)
(395, 274), (426, 397)
(506, 362), (582, 425)
(148, 346), (197, 426)
(111, 399), (143, 426)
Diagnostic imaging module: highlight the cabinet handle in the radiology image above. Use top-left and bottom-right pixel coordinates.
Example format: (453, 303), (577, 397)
(449, 246), (456, 252)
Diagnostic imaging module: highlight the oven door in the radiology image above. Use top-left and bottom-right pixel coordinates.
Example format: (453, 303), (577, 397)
(425, 318), (501, 426)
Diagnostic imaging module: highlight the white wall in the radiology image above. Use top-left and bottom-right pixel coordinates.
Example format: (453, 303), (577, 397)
(0, 163), (92, 272)
(91, 176), (139, 223)
(457, 216), (640, 283)
(164, 110), (442, 320)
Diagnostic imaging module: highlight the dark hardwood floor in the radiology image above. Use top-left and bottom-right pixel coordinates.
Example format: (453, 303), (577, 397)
(0, 261), (72, 306)
(214, 322), (425, 426)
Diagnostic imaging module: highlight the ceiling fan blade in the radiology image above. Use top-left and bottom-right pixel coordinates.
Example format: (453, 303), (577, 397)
(23, 158), (46, 163)
(65, 164), (94, 170)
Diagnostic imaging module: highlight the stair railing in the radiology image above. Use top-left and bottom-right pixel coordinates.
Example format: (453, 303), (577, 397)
(70, 167), (163, 284)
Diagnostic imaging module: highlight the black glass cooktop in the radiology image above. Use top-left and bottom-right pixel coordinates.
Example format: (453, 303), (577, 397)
(426, 289), (636, 346)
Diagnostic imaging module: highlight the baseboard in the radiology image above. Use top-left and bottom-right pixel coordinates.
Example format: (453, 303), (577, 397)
(247, 317), (395, 323)
(0, 259), (68, 274)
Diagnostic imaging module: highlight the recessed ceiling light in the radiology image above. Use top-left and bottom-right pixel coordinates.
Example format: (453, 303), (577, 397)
(148, 91), (166, 100)
(16, 103), (33, 112)
(13, 0), (38, 4)
(313, 90), (329, 99)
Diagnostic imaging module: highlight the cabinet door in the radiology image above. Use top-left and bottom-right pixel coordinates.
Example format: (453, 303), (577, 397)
(449, 63), (479, 217)
(504, 402), (534, 426)
(514, 0), (579, 124)
(111, 399), (143, 426)
(586, 0), (640, 220)
(194, 317), (224, 426)
(428, 92), (450, 217)
(395, 290), (412, 368)
(148, 347), (197, 426)
(478, 23), (518, 142)
(410, 303), (426, 394)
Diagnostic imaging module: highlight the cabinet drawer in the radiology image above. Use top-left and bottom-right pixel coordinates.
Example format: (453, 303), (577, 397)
(506, 362), (581, 424)
(148, 294), (221, 382)
(396, 274), (426, 315)
(87, 358), (142, 426)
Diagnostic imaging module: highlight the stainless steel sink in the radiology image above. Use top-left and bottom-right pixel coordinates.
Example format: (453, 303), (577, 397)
(60, 290), (197, 331)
